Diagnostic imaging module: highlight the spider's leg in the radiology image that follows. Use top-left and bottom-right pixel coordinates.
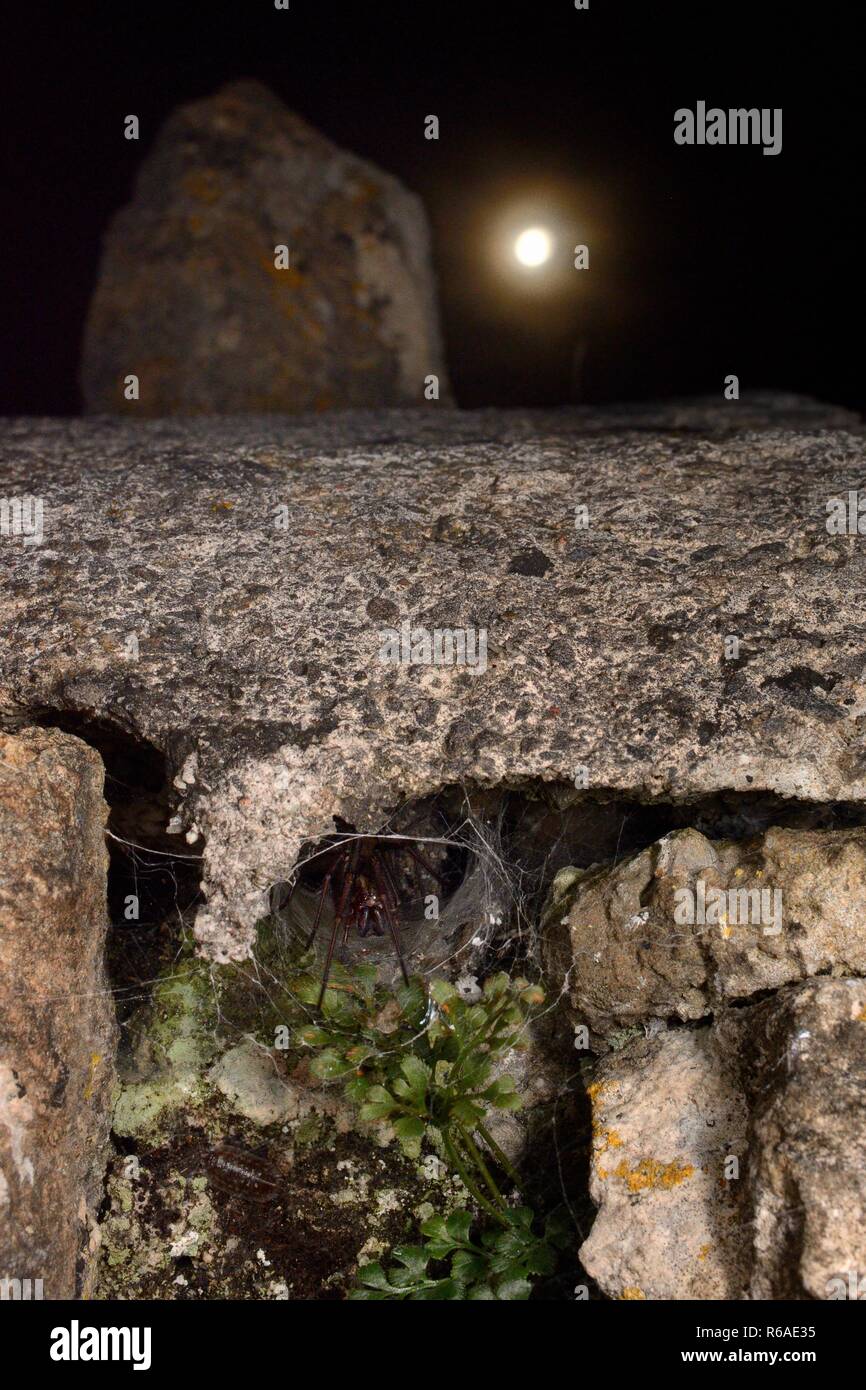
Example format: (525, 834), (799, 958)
(304, 867), (334, 950)
(403, 846), (424, 901)
(404, 843), (446, 886)
(379, 857), (412, 947)
(383, 903), (410, 987)
(379, 853), (402, 913)
(370, 854), (410, 987)
(317, 843), (359, 1009)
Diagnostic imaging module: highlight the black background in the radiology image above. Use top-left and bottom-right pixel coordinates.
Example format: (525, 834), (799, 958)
(0, 0), (861, 415)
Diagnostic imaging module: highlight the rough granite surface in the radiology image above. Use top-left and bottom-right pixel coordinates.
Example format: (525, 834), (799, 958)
(583, 979), (866, 1300)
(581, 1027), (750, 1300)
(1, 396), (865, 960)
(0, 727), (116, 1298)
(546, 825), (866, 1039)
(719, 978), (866, 1300)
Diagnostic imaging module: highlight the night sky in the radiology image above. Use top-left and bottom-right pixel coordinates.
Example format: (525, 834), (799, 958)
(1, 1), (860, 415)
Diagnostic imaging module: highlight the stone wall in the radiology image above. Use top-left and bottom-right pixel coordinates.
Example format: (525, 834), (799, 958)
(2, 398), (866, 1300)
(0, 728), (116, 1298)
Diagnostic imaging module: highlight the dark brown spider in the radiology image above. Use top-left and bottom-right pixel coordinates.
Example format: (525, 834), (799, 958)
(295, 834), (446, 1008)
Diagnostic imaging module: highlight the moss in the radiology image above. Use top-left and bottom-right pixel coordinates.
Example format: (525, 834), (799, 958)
(294, 1114), (325, 1146)
(100, 937), (547, 1300)
(214, 914), (308, 1040)
(113, 953), (221, 1142)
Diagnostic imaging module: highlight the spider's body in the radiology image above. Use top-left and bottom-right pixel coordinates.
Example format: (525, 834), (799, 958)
(297, 834), (445, 1007)
(345, 875), (385, 938)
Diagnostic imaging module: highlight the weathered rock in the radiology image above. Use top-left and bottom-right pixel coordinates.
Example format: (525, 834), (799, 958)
(581, 979), (866, 1300)
(0, 727), (116, 1299)
(1, 404), (865, 962)
(546, 825), (866, 1040)
(718, 978), (866, 1301)
(208, 1041), (360, 1134)
(573, 392), (859, 432)
(81, 81), (450, 415)
(581, 1028), (750, 1300)
(483, 1021), (574, 1164)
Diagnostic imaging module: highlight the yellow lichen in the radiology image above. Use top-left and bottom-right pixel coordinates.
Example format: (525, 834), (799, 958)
(620, 1286), (646, 1300)
(591, 1122), (624, 1166)
(83, 1052), (102, 1101)
(588, 1082), (628, 1168)
(612, 1157), (695, 1192)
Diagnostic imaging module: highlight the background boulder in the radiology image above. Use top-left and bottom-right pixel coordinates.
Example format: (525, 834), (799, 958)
(81, 81), (451, 415)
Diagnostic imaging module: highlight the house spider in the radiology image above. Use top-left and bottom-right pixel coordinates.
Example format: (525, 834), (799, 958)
(292, 833), (447, 1008)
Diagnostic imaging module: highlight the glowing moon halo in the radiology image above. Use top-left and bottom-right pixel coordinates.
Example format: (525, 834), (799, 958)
(514, 226), (553, 267)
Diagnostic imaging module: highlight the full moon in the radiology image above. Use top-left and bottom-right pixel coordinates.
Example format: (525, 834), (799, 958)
(514, 226), (553, 267)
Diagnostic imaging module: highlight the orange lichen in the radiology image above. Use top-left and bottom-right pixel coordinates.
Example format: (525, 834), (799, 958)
(83, 1053), (102, 1102)
(593, 1125), (623, 1151)
(698, 1243), (712, 1261)
(620, 1287), (646, 1300)
(591, 1118), (624, 1167)
(611, 1157), (695, 1192)
(588, 1081), (628, 1169)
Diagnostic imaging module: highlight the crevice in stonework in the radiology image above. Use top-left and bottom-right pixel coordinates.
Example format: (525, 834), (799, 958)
(29, 707), (205, 1024)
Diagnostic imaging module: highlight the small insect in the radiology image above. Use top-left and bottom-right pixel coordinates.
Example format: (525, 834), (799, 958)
(203, 1142), (281, 1204)
(289, 832), (447, 1008)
